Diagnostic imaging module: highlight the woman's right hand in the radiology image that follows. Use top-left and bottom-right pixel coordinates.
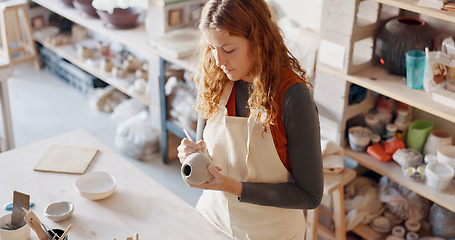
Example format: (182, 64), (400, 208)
(177, 139), (207, 164)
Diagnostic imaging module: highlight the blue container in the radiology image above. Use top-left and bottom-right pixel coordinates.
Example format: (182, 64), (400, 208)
(405, 50), (426, 89)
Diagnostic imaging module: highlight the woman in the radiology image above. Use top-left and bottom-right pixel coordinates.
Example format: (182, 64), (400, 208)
(177, 0), (323, 239)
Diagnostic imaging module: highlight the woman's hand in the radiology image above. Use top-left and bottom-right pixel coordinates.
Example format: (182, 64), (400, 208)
(177, 139), (207, 164)
(185, 165), (242, 197)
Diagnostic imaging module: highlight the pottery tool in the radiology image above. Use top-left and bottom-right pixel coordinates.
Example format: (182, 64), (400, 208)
(183, 129), (194, 142)
(58, 224), (73, 240)
(11, 191), (30, 228)
(41, 223), (57, 239)
(135, 233), (139, 240)
(23, 209), (51, 240)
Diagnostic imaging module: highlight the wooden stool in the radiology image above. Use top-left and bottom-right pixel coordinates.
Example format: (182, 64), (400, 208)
(0, 0), (40, 70)
(0, 60), (15, 151)
(306, 168), (356, 240)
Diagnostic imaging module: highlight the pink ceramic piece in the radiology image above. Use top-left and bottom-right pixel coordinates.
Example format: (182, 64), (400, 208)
(73, 0), (99, 18)
(97, 8), (141, 30)
(60, 0), (74, 7)
(181, 153), (213, 185)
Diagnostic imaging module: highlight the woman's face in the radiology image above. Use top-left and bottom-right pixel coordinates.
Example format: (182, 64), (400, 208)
(203, 29), (253, 82)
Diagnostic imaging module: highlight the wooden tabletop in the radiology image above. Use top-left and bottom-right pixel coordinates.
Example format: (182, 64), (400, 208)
(0, 129), (231, 240)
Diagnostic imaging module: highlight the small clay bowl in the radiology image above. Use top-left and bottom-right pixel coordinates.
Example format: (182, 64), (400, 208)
(45, 201), (74, 222)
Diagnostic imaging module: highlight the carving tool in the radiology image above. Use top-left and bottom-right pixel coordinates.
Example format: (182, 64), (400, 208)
(23, 209), (51, 240)
(183, 128), (194, 142)
(59, 224), (73, 240)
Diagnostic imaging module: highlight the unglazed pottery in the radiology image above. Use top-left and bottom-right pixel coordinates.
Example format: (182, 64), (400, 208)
(181, 153), (212, 185)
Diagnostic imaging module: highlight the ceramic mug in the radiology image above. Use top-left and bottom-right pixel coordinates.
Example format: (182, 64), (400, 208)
(437, 145), (455, 171)
(423, 130), (452, 156)
(0, 214), (31, 240)
(406, 119), (433, 153)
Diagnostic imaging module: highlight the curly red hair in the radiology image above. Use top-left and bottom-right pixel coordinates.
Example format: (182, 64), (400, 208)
(194, 0), (311, 128)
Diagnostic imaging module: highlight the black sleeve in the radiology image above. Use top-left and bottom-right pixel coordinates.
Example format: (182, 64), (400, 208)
(239, 83), (324, 209)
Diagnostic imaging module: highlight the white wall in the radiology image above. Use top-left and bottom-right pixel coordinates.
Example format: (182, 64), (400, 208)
(270, 0), (323, 32)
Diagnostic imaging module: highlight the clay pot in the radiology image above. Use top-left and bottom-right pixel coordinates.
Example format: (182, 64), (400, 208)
(375, 17), (434, 76)
(181, 153), (212, 185)
(73, 0), (99, 18)
(96, 8), (141, 30)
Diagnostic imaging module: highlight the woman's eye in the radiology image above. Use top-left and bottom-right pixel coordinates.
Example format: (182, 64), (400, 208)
(224, 49), (234, 54)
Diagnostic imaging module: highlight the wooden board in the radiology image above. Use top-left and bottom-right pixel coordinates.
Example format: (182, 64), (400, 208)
(34, 145), (98, 174)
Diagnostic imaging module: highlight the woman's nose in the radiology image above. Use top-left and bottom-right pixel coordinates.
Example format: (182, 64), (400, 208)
(214, 50), (226, 67)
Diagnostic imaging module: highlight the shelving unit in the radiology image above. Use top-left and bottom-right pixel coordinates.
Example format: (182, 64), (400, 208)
(318, 64), (455, 123)
(35, 38), (151, 106)
(32, 0), (198, 163)
(316, 0), (455, 239)
(159, 58), (196, 163)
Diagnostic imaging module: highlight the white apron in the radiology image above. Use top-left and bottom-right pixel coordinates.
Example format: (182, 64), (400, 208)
(196, 81), (306, 240)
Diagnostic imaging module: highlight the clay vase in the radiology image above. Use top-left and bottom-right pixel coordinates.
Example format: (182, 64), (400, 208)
(375, 17), (434, 76)
(181, 153), (212, 185)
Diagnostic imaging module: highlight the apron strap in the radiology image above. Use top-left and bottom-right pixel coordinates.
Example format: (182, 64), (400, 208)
(219, 81), (234, 107)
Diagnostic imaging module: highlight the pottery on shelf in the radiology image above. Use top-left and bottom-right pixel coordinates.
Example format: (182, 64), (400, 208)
(73, 0), (100, 18)
(181, 153), (213, 185)
(60, 0), (74, 7)
(96, 8), (141, 30)
(375, 17), (434, 76)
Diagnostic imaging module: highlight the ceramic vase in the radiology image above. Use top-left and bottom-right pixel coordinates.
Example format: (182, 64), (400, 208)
(375, 17), (434, 76)
(181, 153), (212, 185)
(423, 130), (452, 156)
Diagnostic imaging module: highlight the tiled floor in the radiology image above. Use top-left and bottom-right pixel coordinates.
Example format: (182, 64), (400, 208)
(3, 61), (202, 207)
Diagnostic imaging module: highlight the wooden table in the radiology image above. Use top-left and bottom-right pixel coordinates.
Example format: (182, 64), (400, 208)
(0, 129), (231, 240)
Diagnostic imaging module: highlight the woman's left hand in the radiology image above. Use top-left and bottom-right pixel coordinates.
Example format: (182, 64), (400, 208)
(185, 165), (242, 197)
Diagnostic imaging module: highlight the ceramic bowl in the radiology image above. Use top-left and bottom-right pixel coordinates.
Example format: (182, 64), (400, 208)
(75, 171), (116, 200)
(73, 0), (99, 18)
(370, 216), (391, 233)
(96, 8), (141, 30)
(60, 0), (74, 7)
(45, 201), (74, 222)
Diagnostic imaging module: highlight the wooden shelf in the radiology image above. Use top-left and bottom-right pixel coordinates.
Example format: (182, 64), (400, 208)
(32, 0), (196, 72)
(373, 0), (455, 24)
(35, 38), (151, 106)
(318, 64), (455, 124)
(345, 148), (455, 213)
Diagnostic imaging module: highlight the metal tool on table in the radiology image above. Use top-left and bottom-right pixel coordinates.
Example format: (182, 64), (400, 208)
(11, 191), (30, 229)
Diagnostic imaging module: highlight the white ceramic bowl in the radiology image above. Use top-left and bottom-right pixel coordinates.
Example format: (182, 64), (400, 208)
(75, 171), (116, 200)
(45, 201), (74, 222)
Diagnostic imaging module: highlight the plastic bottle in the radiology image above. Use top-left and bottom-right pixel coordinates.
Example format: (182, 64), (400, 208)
(394, 109), (410, 140)
(386, 123), (398, 139)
